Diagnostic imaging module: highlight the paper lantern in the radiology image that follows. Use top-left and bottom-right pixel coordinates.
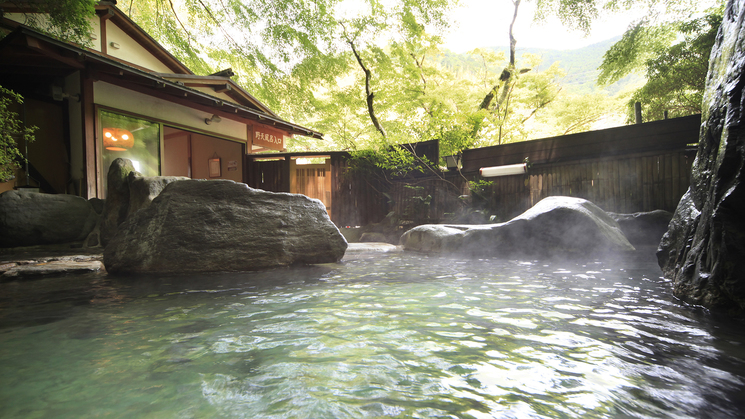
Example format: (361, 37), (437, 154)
(103, 128), (135, 151)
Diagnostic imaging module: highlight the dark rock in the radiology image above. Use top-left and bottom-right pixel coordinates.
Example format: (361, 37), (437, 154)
(104, 180), (347, 274)
(86, 233), (100, 248)
(657, 0), (745, 312)
(401, 196), (634, 258)
(357, 212), (406, 245)
(126, 171), (188, 216)
(608, 210), (673, 246)
(88, 198), (105, 215)
(0, 190), (98, 247)
(100, 159), (188, 246)
(100, 158), (137, 246)
(359, 232), (389, 243)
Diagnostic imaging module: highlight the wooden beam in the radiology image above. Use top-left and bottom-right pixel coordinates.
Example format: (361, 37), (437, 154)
(214, 83), (232, 93)
(25, 36), (85, 69)
(81, 70), (97, 198)
(100, 12), (108, 55)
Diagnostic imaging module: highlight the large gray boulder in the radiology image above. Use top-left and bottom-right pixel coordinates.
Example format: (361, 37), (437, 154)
(126, 171), (188, 215)
(401, 196), (634, 258)
(0, 190), (98, 247)
(104, 180), (348, 274)
(100, 158), (137, 246)
(657, 0), (745, 312)
(100, 159), (187, 246)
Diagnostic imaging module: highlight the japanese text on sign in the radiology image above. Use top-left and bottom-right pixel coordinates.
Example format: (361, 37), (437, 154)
(255, 131), (282, 144)
(253, 125), (288, 151)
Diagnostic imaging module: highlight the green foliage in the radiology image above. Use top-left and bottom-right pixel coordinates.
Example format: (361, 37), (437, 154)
(533, 0), (700, 34)
(535, 90), (631, 136)
(124, 0), (455, 112)
(0, 86), (36, 183)
(2, 0), (97, 45)
(467, 179), (498, 221)
(402, 184), (432, 223)
(598, 5), (723, 121)
(346, 145), (434, 180)
(468, 179), (493, 199)
(597, 22), (676, 86)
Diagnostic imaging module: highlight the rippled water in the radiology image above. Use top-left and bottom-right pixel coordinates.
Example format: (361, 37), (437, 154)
(2, 250), (745, 418)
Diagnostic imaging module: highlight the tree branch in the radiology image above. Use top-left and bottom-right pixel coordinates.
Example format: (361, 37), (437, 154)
(342, 23), (386, 138)
(410, 52), (427, 91)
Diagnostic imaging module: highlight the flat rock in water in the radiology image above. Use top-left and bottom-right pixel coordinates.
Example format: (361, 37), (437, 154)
(343, 242), (402, 258)
(1, 255), (104, 279)
(104, 180), (348, 274)
(401, 196), (634, 258)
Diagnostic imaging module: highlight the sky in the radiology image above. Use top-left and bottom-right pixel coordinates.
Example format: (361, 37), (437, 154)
(442, 0), (646, 52)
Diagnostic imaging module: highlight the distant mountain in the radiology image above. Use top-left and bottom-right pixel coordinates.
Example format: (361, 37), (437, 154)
(438, 36), (642, 95)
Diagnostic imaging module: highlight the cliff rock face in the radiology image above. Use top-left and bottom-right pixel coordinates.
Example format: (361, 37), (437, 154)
(657, 0), (745, 311)
(401, 196), (634, 258)
(104, 180), (347, 274)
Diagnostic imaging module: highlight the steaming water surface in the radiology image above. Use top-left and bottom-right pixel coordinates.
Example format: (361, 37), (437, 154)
(1, 251), (745, 418)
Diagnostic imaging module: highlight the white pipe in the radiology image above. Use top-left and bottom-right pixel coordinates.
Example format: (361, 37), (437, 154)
(479, 163), (527, 177)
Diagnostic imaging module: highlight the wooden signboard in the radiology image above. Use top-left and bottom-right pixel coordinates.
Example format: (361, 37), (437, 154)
(252, 125), (288, 151)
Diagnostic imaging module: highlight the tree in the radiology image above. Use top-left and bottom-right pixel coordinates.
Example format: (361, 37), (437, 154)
(470, 0), (564, 145)
(340, 18), (388, 138)
(0, 85), (36, 183)
(534, 90), (629, 136)
(533, 0), (721, 122)
(532, 0), (701, 34)
(0, 0), (97, 45)
(598, 7), (722, 121)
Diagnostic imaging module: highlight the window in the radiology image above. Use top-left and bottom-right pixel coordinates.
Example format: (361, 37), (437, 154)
(100, 110), (160, 191)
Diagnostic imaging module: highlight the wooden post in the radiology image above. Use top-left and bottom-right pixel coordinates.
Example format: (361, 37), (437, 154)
(81, 70), (97, 198)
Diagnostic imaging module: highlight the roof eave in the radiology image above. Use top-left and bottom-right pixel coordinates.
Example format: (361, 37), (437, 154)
(1, 25), (324, 139)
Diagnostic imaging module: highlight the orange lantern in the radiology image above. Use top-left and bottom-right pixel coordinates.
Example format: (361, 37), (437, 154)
(103, 128), (135, 151)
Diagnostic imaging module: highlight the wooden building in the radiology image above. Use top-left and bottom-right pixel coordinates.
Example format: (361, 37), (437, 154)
(245, 117), (700, 227)
(0, 1), (321, 197)
(461, 114), (700, 219)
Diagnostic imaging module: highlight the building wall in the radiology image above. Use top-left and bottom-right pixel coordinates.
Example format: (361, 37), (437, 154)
(65, 72), (84, 195)
(190, 133), (243, 182)
(93, 82), (248, 141)
(162, 132), (190, 177)
(104, 19), (172, 73)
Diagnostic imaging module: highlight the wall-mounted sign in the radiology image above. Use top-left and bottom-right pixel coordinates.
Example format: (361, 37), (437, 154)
(209, 157), (221, 177)
(227, 160), (238, 171)
(253, 125), (288, 151)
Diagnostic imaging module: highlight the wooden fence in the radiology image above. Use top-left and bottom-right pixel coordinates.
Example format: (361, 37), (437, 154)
(247, 152), (389, 227)
(247, 115), (700, 226)
(459, 115), (700, 220)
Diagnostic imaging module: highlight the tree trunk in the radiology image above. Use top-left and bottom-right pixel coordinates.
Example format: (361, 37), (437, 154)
(346, 35), (386, 138)
(478, 0), (521, 111)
